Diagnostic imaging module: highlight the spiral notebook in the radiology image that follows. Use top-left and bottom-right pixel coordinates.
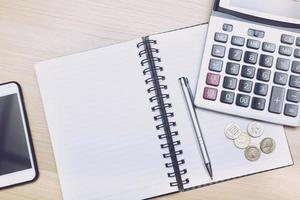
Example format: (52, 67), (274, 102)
(35, 24), (293, 200)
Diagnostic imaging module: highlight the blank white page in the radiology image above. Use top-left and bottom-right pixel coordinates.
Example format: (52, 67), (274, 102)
(151, 24), (293, 189)
(35, 39), (178, 200)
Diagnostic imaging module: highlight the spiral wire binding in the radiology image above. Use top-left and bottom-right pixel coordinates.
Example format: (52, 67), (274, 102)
(137, 36), (189, 191)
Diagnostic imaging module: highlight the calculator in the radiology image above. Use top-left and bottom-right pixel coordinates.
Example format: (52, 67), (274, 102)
(194, 11), (300, 126)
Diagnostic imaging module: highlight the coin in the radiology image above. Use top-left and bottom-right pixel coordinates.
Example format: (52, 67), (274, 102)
(247, 121), (264, 138)
(234, 132), (251, 149)
(260, 137), (276, 154)
(244, 146), (261, 161)
(225, 123), (242, 140)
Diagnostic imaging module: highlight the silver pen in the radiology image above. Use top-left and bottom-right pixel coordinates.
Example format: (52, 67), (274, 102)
(179, 77), (213, 179)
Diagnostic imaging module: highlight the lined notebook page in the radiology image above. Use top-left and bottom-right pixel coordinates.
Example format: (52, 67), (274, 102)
(151, 24), (293, 189)
(36, 40), (178, 200)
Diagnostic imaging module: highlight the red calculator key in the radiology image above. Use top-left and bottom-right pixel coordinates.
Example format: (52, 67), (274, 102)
(206, 73), (221, 86)
(203, 87), (218, 100)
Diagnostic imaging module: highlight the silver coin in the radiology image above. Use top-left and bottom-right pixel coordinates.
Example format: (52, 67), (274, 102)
(244, 146), (261, 161)
(247, 121), (264, 138)
(234, 132), (251, 149)
(260, 137), (276, 154)
(225, 123), (242, 140)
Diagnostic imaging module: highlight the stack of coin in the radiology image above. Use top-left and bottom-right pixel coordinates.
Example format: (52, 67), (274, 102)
(224, 121), (276, 162)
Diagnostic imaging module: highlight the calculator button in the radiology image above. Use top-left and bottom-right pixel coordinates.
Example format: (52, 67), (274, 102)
(244, 51), (258, 64)
(223, 24), (233, 32)
(226, 62), (240, 75)
(223, 76), (237, 90)
(287, 89), (300, 103)
(206, 73), (220, 86)
(209, 59), (223, 72)
(238, 79), (253, 93)
(274, 72), (288, 86)
(231, 36), (245, 46)
(257, 68), (271, 82)
(214, 32), (228, 43)
(254, 83), (268, 96)
(203, 87), (218, 101)
(247, 29), (255, 37)
(284, 104), (298, 117)
(211, 45), (226, 58)
(254, 30), (265, 38)
(297, 37), (300, 47)
(281, 34), (295, 45)
(291, 61), (300, 74)
(269, 86), (285, 114)
(294, 49), (300, 58)
(276, 58), (290, 71)
(220, 91), (235, 104)
(228, 48), (243, 61)
(289, 75), (300, 89)
(236, 94), (250, 107)
(262, 42), (276, 53)
(241, 65), (255, 79)
(251, 97), (266, 111)
(247, 39), (260, 49)
(248, 29), (264, 38)
(279, 45), (293, 56)
(259, 54), (273, 68)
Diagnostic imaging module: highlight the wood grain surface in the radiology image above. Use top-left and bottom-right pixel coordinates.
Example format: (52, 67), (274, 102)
(0, 0), (299, 199)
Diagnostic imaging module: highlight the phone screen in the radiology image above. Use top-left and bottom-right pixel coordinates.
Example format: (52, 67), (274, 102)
(0, 94), (32, 175)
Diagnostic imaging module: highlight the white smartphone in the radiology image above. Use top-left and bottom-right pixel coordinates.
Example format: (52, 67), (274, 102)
(0, 82), (38, 189)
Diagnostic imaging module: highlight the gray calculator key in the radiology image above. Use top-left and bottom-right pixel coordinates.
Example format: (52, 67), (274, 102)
(214, 32), (228, 43)
(248, 29), (264, 38)
(247, 39), (260, 49)
(231, 36), (245, 46)
(292, 61), (300, 74)
(281, 34), (295, 45)
(269, 86), (285, 114)
(228, 48), (243, 61)
(294, 49), (300, 58)
(226, 62), (240, 75)
(279, 45), (293, 56)
(297, 37), (300, 47)
(241, 65), (255, 79)
(209, 59), (223, 72)
(274, 72), (288, 85)
(223, 24), (233, 32)
(257, 68), (271, 82)
(254, 83), (268, 96)
(262, 42), (276, 53)
(289, 75), (300, 89)
(259, 54), (273, 68)
(276, 58), (290, 71)
(244, 51), (258, 64)
(254, 30), (265, 38)
(251, 97), (266, 111)
(211, 45), (226, 58)
(220, 91), (235, 104)
(247, 29), (255, 37)
(223, 76), (237, 90)
(238, 79), (253, 93)
(284, 104), (298, 117)
(287, 89), (300, 103)
(236, 94), (250, 107)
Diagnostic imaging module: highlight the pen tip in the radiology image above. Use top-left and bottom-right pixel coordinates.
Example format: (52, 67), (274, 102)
(205, 163), (213, 180)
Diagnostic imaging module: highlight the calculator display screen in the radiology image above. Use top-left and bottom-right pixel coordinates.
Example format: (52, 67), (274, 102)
(218, 0), (300, 27)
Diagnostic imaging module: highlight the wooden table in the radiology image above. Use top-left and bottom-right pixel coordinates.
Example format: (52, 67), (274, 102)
(0, 0), (299, 199)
